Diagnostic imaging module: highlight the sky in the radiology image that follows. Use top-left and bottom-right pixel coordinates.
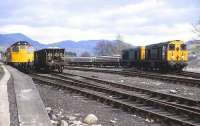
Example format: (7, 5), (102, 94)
(0, 0), (199, 45)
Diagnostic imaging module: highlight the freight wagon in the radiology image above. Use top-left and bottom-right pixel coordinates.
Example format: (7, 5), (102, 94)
(34, 48), (65, 73)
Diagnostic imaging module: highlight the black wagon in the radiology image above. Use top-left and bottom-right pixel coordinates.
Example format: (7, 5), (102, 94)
(34, 48), (65, 73)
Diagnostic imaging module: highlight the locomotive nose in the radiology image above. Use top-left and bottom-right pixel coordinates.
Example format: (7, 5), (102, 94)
(176, 47), (179, 51)
(176, 55), (179, 60)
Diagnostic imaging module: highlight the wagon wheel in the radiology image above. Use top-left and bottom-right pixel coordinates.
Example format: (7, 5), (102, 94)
(58, 66), (63, 73)
(45, 66), (50, 73)
(60, 66), (63, 73)
(58, 67), (61, 73)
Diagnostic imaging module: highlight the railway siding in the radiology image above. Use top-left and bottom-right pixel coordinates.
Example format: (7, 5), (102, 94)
(57, 73), (200, 110)
(65, 66), (200, 87)
(35, 77), (157, 126)
(64, 68), (200, 100)
(32, 73), (200, 126)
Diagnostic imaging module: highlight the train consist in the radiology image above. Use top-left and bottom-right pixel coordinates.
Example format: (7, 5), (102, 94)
(5, 41), (65, 73)
(4, 40), (188, 73)
(66, 40), (188, 72)
(121, 40), (188, 72)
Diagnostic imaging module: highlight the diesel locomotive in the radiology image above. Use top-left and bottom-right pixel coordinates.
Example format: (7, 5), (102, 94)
(5, 41), (34, 72)
(121, 40), (188, 72)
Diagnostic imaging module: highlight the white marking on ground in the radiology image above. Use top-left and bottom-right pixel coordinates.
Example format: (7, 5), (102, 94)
(0, 63), (11, 126)
(21, 89), (32, 93)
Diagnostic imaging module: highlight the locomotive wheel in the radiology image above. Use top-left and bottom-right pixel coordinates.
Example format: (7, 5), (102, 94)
(26, 65), (32, 74)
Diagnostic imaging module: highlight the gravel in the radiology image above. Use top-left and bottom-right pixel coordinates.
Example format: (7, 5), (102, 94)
(185, 67), (200, 73)
(63, 69), (200, 101)
(35, 81), (160, 126)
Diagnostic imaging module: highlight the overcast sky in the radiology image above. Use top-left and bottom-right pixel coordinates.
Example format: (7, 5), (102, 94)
(0, 0), (199, 45)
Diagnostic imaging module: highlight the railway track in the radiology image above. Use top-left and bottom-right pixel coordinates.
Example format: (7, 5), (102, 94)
(64, 66), (200, 87)
(32, 73), (200, 126)
(56, 72), (200, 113)
(175, 71), (200, 79)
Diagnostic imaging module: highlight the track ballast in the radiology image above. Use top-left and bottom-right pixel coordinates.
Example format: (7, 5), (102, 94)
(32, 72), (200, 126)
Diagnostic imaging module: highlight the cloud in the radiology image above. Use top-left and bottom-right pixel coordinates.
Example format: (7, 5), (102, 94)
(0, 25), (115, 44)
(0, 0), (199, 45)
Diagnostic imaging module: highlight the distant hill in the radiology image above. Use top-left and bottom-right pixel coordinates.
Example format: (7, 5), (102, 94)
(186, 40), (200, 55)
(0, 33), (44, 50)
(0, 33), (130, 56)
(186, 39), (200, 45)
(185, 40), (200, 68)
(1, 33), (200, 58)
(48, 40), (101, 55)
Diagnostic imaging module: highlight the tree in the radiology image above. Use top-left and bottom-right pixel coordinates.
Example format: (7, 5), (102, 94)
(80, 51), (91, 57)
(95, 40), (115, 56)
(95, 38), (132, 56)
(116, 34), (123, 42)
(193, 18), (200, 38)
(113, 34), (131, 54)
(113, 40), (132, 54)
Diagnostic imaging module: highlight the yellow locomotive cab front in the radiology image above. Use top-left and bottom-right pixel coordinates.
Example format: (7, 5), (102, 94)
(6, 41), (35, 73)
(167, 40), (188, 62)
(11, 45), (34, 63)
(167, 40), (188, 70)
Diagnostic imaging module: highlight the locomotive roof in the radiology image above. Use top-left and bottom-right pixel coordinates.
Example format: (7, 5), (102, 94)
(35, 48), (65, 52)
(122, 46), (141, 52)
(11, 41), (31, 47)
(146, 40), (184, 47)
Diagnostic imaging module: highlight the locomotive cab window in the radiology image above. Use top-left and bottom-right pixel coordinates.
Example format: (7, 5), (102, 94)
(168, 44), (175, 50)
(181, 44), (186, 50)
(20, 46), (25, 49)
(12, 46), (19, 52)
